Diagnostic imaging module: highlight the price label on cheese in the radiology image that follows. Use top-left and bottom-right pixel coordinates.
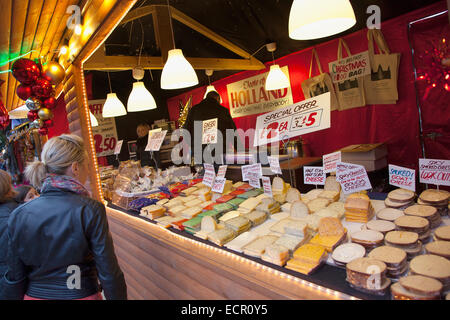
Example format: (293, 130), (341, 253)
(248, 172), (261, 188)
(241, 163), (263, 181)
(419, 158), (450, 186)
(211, 177), (226, 193)
(202, 163), (216, 187)
(202, 118), (218, 144)
(217, 165), (228, 178)
(114, 140), (123, 155)
(389, 164), (416, 192)
(262, 176), (272, 197)
(267, 156), (282, 174)
(323, 151), (341, 173)
(145, 130), (167, 151)
(336, 162), (372, 194)
(303, 166), (326, 185)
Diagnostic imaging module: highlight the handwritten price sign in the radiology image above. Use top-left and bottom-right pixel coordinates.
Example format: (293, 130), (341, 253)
(202, 118), (218, 144)
(202, 163), (216, 188)
(262, 176), (272, 197)
(389, 164), (416, 192)
(145, 130), (167, 151)
(303, 166), (326, 185)
(89, 99), (119, 157)
(336, 162), (372, 194)
(419, 159), (450, 186)
(323, 151), (342, 173)
(253, 92), (330, 147)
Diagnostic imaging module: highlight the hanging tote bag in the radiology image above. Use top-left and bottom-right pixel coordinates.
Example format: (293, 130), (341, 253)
(364, 28), (401, 104)
(333, 38), (366, 110)
(301, 48), (339, 111)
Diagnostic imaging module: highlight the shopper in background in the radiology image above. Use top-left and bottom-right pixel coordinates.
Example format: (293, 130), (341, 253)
(14, 185), (39, 203)
(136, 122), (160, 169)
(0, 170), (19, 283)
(0, 134), (127, 300)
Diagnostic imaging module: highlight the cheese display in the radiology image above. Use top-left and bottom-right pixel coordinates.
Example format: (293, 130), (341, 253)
(346, 257), (391, 295)
(391, 275), (443, 300)
(404, 204), (442, 228)
(140, 204), (166, 219)
(385, 188), (415, 210)
(384, 231), (422, 259)
(368, 246), (408, 279)
(394, 215), (430, 242)
(286, 243), (327, 275)
(194, 216), (218, 240)
(344, 193), (374, 223)
(418, 189), (449, 216)
(242, 235), (279, 257)
(331, 243), (366, 267)
(307, 198), (331, 214)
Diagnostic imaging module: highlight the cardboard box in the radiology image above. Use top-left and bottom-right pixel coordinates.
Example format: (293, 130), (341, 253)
(340, 143), (387, 161)
(341, 157), (387, 172)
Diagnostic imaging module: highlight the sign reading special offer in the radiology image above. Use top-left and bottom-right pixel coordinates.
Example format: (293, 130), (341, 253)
(253, 92), (331, 147)
(419, 159), (450, 186)
(227, 66), (293, 118)
(89, 99), (119, 157)
(389, 164), (416, 192)
(328, 51), (370, 83)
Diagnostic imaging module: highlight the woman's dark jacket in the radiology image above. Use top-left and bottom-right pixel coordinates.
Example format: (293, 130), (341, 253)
(0, 200), (20, 278)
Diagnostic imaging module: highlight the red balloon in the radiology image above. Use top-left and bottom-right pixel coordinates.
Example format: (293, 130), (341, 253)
(16, 84), (33, 100)
(42, 96), (56, 109)
(27, 110), (39, 121)
(38, 127), (48, 136)
(11, 58), (40, 85)
(32, 77), (53, 99)
(44, 119), (53, 127)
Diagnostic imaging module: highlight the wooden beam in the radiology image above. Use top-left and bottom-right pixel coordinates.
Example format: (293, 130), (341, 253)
(120, 5), (155, 26)
(152, 5), (175, 62)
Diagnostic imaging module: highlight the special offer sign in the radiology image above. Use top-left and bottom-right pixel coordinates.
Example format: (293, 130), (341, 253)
(336, 162), (372, 194)
(254, 92), (331, 147)
(328, 51), (370, 83)
(89, 99), (118, 157)
(389, 164), (416, 192)
(419, 159), (450, 186)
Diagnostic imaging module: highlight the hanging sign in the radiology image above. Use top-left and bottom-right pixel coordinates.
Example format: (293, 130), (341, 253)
(389, 164), (416, 192)
(254, 92), (330, 147)
(267, 156), (282, 174)
(419, 159), (450, 186)
(336, 162), (372, 194)
(114, 140), (123, 155)
(202, 118), (218, 144)
(89, 99), (119, 157)
(329, 51), (370, 83)
(145, 130), (167, 151)
(323, 151), (342, 173)
(262, 176), (273, 197)
(303, 166), (326, 185)
(227, 66), (293, 118)
(202, 163), (216, 187)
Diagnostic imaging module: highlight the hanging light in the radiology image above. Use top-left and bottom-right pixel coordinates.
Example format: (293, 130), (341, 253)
(127, 81), (157, 112)
(264, 43), (290, 91)
(90, 110), (98, 127)
(203, 70), (222, 103)
(160, 1), (198, 89)
(102, 72), (127, 118)
(288, 0), (356, 40)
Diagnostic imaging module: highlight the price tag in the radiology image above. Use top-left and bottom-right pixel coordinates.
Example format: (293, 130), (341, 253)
(267, 156), (282, 174)
(303, 166), (326, 185)
(217, 165), (228, 178)
(202, 163), (216, 187)
(262, 176), (272, 197)
(323, 151), (341, 173)
(202, 118), (218, 144)
(419, 158), (450, 187)
(241, 163), (263, 181)
(389, 164), (416, 192)
(114, 140), (123, 155)
(145, 130), (167, 151)
(248, 172), (261, 188)
(211, 177), (226, 193)
(336, 162), (372, 194)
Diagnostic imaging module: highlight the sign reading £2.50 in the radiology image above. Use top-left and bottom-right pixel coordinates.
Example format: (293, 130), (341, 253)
(89, 99), (119, 157)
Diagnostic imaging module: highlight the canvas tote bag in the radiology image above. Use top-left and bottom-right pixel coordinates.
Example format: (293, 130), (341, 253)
(301, 48), (339, 111)
(364, 28), (401, 104)
(333, 38), (366, 110)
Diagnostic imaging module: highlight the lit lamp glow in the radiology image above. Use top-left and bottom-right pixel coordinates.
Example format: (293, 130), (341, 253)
(102, 93), (127, 118)
(161, 49), (198, 89)
(74, 24), (82, 35)
(265, 64), (290, 91)
(288, 0), (356, 40)
(203, 85), (222, 103)
(60, 46), (68, 55)
(90, 111), (98, 127)
(127, 81), (157, 112)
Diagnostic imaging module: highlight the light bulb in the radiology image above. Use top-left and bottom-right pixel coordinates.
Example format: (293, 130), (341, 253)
(103, 93), (127, 118)
(203, 85), (223, 103)
(288, 0), (356, 40)
(161, 49), (198, 89)
(127, 81), (157, 112)
(60, 46), (68, 55)
(74, 24), (82, 35)
(265, 64), (290, 91)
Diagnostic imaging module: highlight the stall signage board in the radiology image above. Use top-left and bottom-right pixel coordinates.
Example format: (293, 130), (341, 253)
(211, 177), (226, 193)
(217, 165), (228, 178)
(241, 163), (263, 181)
(303, 166), (326, 185)
(89, 99), (119, 157)
(227, 66), (293, 118)
(114, 140), (123, 155)
(145, 130), (167, 151)
(419, 159), (450, 186)
(329, 51), (370, 83)
(262, 176), (272, 197)
(336, 162), (372, 194)
(202, 164), (216, 187)
(248, 172), (261, 188)
(267, 156), (282, 174)
(323, 151), (342, 173)
(389, 164), (416, 192)
(202, 118), (218, 144)
(253, 92), (330, 147)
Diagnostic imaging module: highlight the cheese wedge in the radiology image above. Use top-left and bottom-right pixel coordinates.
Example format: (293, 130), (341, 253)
(272, 177), (287, 193)
(219, 210), (241, 222)
(290, 201), (309, 219)
(286, 188), (302, 203)
(307, 198), (331, 213)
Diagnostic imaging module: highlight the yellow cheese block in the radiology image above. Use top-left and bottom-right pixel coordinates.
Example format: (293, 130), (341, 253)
(286, 258), (320, 275)
(293, 243), (327, 264)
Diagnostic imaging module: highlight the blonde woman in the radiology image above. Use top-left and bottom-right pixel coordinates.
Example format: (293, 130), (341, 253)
(0, 134), (126, 300)
(0, 170), (19, 281)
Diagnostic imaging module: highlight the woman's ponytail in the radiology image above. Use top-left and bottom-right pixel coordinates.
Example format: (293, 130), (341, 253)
(24, 160), (47, 189)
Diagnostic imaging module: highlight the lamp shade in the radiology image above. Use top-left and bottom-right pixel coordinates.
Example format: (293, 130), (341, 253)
(288, 0), (356, 40)
(90, 110), (98, 127)
(161, 49), (198, 89)
(265, 64), (290, 91)
(203, 85), (223, 103)
(102, 93), (127, 118)
(127, 82), (157, 112)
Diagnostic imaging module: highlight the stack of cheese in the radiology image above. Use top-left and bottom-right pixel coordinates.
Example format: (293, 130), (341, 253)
(271, 177), (290, 203)
(394, 215), (431, 242)
(434, 225), (450, 242)
(350, 229), (384, 252)
(242, 235), (279, 258)
(404, 204), (441, 229)
(409, 254), (450, 292)
(208, 227), (236, 246)
(309, 217), (347, 252)
(194, 216), (218, 240)
(256, 197), (281, 215)
(368, 245), (408, 280)
(224, 216), (252, 235)
(286, 243), (328, 275)
(346, 257), (391, 295)
(391, 275), (443, 300)
(384, 188), (415, 210)
(344, 193), (374, 223)
(384, 230), (423, 259)
(365, 219), (396, 235)
(140, 204), (166, 219)
(331, 243), (366, 268)
(243, 210), (267, 227)
(261, 243), (290, 266)
(424, 240), (450, 260)
(418, 189), (449, 217)
(237, 197), (262, 214)
(301, 189), (324, 203)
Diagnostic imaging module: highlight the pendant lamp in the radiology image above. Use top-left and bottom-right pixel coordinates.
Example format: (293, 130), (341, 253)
(89, 110), (98, 127)
(264, 43), (290, 91)
(288, 0), (356, 40)
(127, 68), (157, 112)
(102, 72), (127, 118)
(203, 70), (222, 103)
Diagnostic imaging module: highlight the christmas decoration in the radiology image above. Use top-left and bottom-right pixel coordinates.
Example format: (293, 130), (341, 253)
(25, 97), (42, 111)
(16, 84), (33, 101)
(42, 61), (65, 86)
(0, 80), (10, 130)
(177, 95), (192, 128)
(11, 58), (40, 84)
(42, 96), (56, 109)
(37, 107), (53, 121)
(27, 110), (38, 121)
(32, 77), (53, 99)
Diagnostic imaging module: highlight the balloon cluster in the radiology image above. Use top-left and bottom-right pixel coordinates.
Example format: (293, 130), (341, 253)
(12, 58), (65, 135)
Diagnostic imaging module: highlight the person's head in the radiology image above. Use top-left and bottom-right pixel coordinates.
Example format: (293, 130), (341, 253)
(0, 169), (17, 203)
(14, 185), (39, 203)
(25, 134), (88, 188)
(206, 91), (221, 103)
(137, 123), (150, 138)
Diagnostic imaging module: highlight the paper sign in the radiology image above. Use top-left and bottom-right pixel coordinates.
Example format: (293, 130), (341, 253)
(202, 163), (216, 187)
(323, 151), (342, 173)
(254, 92), (330, 147)
(419, 159), (450, 186)
(303, 166), (326, 185)
(217, 165), (228, 178)
(336, 162), (372, 194)
(211, 177), (226, 193)
(248, 172), (261, 188)
(389, 164), (416, 192)
(268, 156), (282, 174)
(202, 118), (218, 144)
(329, 51), (370, 83)
(89, 99), (119, 157)
(262, 176), (272, 197)
(242, 163), (263, 181)
(114, 140), (123, 155)
(145, 130), (167, 151)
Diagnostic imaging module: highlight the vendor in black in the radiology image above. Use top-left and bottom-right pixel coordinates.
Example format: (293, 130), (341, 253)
(136, 123), (160, 169)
